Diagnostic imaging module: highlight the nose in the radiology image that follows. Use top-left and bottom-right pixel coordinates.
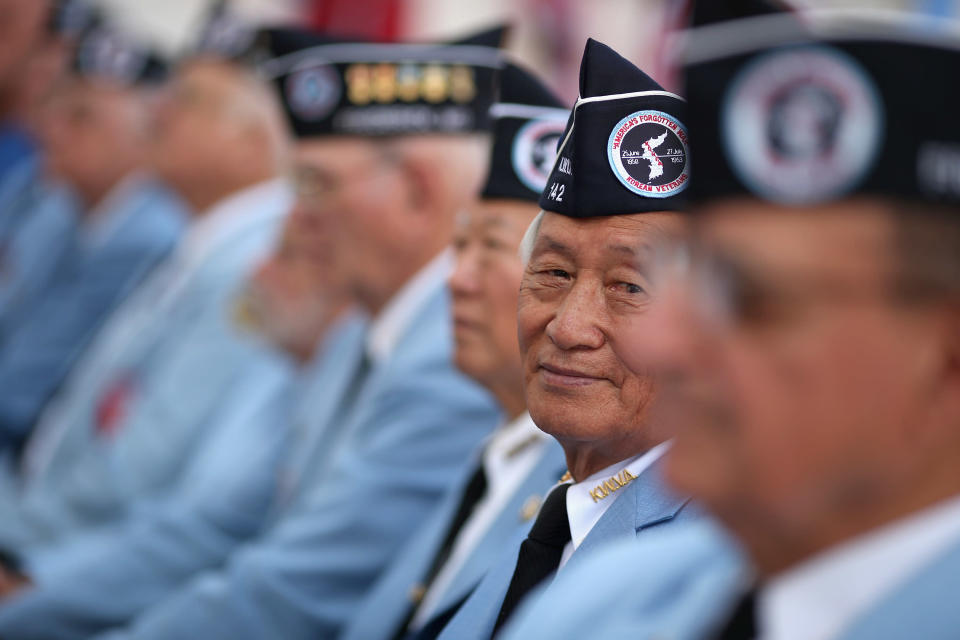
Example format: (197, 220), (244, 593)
(545, 279), (605, 351)
(448, 245), (481, 298)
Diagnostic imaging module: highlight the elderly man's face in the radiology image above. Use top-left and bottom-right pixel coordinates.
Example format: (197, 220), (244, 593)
(643, 199), (944, 549)
(291, 138), (410, 311)
(517, 211), (680, 455)
(449, 200), (540, 395)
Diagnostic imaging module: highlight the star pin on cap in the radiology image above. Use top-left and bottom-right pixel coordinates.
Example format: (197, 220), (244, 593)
(538, 39), (689, 218)
(480, 63), (569, 202)
(684, 6), (960, 208)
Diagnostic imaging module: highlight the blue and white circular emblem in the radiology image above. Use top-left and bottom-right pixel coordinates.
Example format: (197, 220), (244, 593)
(607, 110), (690, 198)
(512, 117), (566, 194)
(722, 46), (884, 205)
(285, 63), (342, 121)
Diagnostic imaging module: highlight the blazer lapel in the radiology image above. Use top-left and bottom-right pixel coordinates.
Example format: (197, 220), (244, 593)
(566, 458), (689, 573)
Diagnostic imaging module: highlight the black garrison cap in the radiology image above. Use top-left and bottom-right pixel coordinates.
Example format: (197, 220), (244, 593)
(72, 17), (169, 85)
(684, 7), (960, 207)
(538, 38), (689, 218)
(479, 63), (569, 202)
(259, 26), (507, 137)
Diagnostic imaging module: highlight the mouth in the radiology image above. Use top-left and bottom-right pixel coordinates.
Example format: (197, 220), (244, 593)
(538, 363), (607, 388)
(452, 315), (484, 333)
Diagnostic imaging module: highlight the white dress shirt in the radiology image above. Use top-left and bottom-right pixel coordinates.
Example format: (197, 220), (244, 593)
(559, 441), (671, 569)
(759, 492), (960, 640)
(410, 412), (550, 628)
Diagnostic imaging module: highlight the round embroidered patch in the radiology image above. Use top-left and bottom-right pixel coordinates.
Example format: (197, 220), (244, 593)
(285, 62), (342, 121)
(722, 46), (884, 204)
(512, 117), (567, 194)
(607, 109), (690, 198)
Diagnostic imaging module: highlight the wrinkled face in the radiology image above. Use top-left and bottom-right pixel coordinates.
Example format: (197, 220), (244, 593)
(291, 138), (411, 310)
(449, 200), (540, 389)
(150, 61), (249, 193)
(640, 199), (940, 539)
(517, 211), (681, 451)
(39, 78), (145, 197)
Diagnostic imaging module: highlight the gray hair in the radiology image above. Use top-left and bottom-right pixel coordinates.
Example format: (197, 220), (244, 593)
(519, 210), (546, 266)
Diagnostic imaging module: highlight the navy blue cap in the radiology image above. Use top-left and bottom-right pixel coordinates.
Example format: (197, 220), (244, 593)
(72, 17), (169, 85)
(259, 26), (507, 137)
(538, 38), (689, 217)
(480, 63), (568, 202)
(684, 9), (960, 207)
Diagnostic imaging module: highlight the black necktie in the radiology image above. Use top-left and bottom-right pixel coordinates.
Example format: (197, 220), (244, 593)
(396, 463), (489, 640)
(493, 483), (571, 635)
(713, 589), (757, 640)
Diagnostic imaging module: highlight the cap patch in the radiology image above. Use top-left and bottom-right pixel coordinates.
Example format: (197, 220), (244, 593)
(722, 45), (884, 204)
(512, 118), (566, 193)
(285, 63), (342, 122)
(607, 110), (690, 199)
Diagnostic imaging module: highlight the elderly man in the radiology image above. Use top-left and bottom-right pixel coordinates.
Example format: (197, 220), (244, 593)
(0, 20), (185, 448)
(435, 39), (697, 640)
(0, 53), (292, 551)
(339, 62), (570, 640)
(79, 29), (503, 640)
(501, 6), (960, 640)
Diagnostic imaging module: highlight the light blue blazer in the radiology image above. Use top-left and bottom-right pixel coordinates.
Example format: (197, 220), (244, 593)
(436, 459), (697, 640)
(0, 185), (287, 550)
(0, 156), (79, 336)
(0, 314), (369, 640)
(499, 518), (747, 640)
(0, 177), (184, 448)
(94, 281), (502, 640)
(503, 517), (960, 640)
(340, 437), (568, 640)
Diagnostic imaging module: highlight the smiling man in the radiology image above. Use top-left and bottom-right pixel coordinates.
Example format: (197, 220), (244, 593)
(500, 5), (960, 640)
(435, 39), (697, 640)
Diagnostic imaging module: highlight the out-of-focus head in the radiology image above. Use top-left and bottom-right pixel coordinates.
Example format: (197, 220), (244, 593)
(151, 56), (290, 213)
(450, 64), (568, 416)
(265, 27), (505, 314)
(0, 0), (92, 120)
(235, 204), (343, 363)
(0, 0), (52, 92)
(517, 39), (688, 480)
(643, 6), (960, 574)
(39, 19), (166, 207)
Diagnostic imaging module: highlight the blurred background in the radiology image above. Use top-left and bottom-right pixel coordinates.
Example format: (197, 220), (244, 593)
(77, 0), (953, 102)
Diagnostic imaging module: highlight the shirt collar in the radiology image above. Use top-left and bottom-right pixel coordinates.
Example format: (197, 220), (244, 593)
(482, 412), (549, 481)
(566, 441), (671, 549)
(178, 177), (292, 266)
(759, 492), (960, 640)
(366, 248), (453, 364)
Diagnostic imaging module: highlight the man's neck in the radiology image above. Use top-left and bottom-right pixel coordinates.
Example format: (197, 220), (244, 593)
(561, 434), (663, 483)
